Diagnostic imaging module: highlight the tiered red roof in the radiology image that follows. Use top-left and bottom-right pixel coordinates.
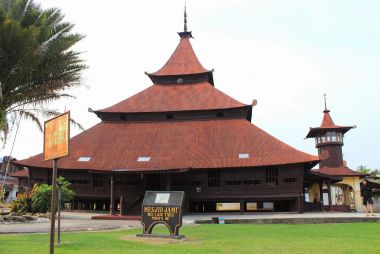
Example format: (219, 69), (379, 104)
(96, 82), (247, 113)
(16, 119), (319, 172)
(16, 28), (319, 173)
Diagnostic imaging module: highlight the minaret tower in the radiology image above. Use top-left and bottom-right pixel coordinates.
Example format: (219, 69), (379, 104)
(306, 94), (354, 168)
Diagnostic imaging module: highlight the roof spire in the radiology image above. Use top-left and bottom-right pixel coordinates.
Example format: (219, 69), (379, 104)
(323, 93), (329, 113)
(184, 2), (187, 32)
(178, 2), (192, 38)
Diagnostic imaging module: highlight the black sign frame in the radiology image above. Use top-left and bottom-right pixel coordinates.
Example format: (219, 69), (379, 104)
(137, 191), (185, 239)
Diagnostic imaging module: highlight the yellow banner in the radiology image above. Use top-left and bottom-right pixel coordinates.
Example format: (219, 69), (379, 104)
(43, 112), (70, 161)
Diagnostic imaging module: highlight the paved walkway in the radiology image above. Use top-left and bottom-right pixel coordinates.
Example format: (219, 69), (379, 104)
(0, 211), (378, 234)
(183, 212), (380, 223)
(0, 212), (141, 234)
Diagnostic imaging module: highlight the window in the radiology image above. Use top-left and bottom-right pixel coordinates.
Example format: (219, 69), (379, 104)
(216, 112), (224, 118)
(120, 114), (127, 120)
(284, 178), (296, 183)
(246, 202), (274, 211)
(216, 202), (240, 211)
(208, 171), (220, 188)
(225, 180), (241, 186)
(337, 132), (343, 142)
(166, 114), (173, 120)
(93, 174), (104, 187)
(239, 153), (249, 159)
(137, 156), (151, 162)
(78, 157), (91, 162)
(265, 168), (278, 185)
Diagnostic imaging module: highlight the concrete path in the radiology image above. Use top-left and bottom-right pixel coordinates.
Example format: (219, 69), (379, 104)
(0, 212), (141, 234)
(1, 211), (379, 234)
(183, 212), (380, 224)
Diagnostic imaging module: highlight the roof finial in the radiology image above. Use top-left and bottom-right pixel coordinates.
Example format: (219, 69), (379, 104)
(323, 93), (329, 112)
(184, 2), (188, 32)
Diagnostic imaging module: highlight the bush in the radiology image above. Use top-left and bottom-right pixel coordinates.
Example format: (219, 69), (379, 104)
(30, 177), (75, 213)
(30, 184), (51, 213)
(11, 191), (32, 215)
(11, 176), (75, 214)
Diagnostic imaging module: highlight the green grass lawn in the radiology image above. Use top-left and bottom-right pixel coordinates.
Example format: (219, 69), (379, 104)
(1, 223), (380, 254)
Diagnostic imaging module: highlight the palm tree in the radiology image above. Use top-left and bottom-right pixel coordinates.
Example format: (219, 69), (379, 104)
(0, 0), (86, 144)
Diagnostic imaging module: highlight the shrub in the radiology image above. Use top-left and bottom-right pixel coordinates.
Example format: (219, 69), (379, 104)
(30, 177), (75, 213)
(10, 176), (75, 214)
(30, 184), (51, 213)
(11, 191), (32, 215)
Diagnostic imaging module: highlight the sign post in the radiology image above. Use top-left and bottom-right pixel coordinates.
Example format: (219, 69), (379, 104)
(43, 112), (70, 254)
(137, 191), (185, 239)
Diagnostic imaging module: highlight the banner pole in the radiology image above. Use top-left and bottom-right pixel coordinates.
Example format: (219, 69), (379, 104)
(50, 159), (58, 254)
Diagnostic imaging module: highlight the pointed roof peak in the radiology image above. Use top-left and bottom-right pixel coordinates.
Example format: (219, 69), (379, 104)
(178, 2), (193, 38)
(305, 96), (355, 138)
(148, 5), (214, 84)
(320, 94), (335, 127)
(321, 110), (335, 128)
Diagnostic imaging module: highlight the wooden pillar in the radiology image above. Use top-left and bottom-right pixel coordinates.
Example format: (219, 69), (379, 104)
(110, 174), (115, 215)
(298, 195), (304, 214)
(327, 180), (332, 210)
(119, 195), (123, 215)
(319, 181), (324, 211)
(165, 174), (171, 191)
(240, 199), (244, 215)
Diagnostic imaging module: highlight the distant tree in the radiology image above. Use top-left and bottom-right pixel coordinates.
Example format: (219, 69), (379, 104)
(357, 165), (371, 174)
(372, 169), (380, 176)
(0, 0), (86, 144)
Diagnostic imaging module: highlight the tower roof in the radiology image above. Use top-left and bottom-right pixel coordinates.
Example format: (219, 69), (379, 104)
(320, 109), (336, 128)
(306, 97), (354, 138)
(148, 34), (211, 77)
(147, 7), (213, 84)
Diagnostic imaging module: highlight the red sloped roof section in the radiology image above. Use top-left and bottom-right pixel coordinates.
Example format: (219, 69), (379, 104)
(15, 119), (319, 172)
(150, 37), (210, 76)
(312, 166), (365, 177)
(97, 82), (247, 113)
(306, 110), (354, 138)
(9, 168), (29, 178)
(321, 110), (336, 128)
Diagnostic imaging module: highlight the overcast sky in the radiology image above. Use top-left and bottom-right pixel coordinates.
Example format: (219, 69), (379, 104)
(2, 0), (380, 170)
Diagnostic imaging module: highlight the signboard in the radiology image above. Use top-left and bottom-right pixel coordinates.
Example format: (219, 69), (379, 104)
(43, 112), (70, 161)
(137, 191), (185, 239)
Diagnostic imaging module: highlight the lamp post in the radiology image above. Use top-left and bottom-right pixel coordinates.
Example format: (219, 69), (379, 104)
(57, 180), (63, 245)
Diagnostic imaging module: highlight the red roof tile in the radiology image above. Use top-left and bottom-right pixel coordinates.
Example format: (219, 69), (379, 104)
(306, 109), (354, 138)
(96, 82), (247, 113)
(312, 166), (365, 177)
(15, 119), (319, 172)
(9, 168), (29, 178)
(149, 36), (210, 77)
(321, 110), (335, 128)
